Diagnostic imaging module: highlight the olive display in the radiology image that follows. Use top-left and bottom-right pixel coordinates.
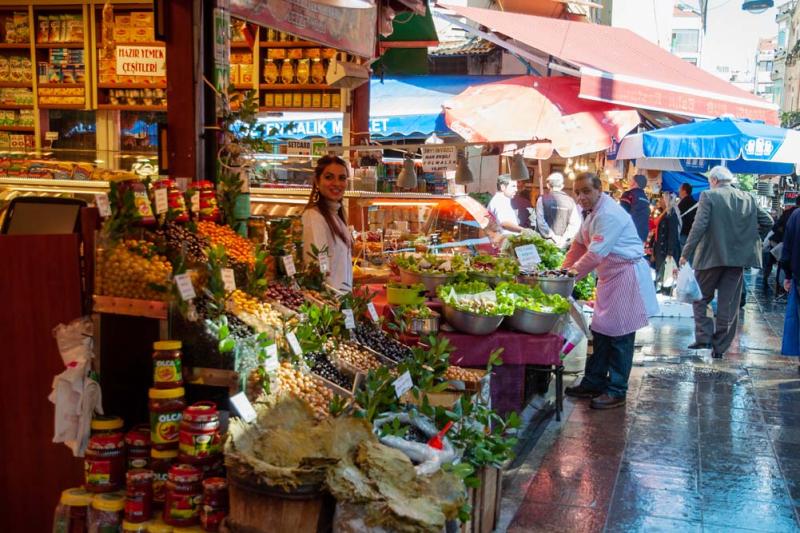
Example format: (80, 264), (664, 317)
(97, 240), (173, 300)
(352, 323), (412, 363)
(156, 222), (208, 264)
(306, 351), (353, 390)
(266, 281), (305, 310)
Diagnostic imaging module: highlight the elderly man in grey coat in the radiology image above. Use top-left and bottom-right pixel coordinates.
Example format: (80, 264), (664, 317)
(680, 166), (773, 358)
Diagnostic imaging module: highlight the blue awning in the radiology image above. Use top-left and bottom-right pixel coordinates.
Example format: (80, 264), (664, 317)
(258, 75), (508, 140)
(661, 171), (708, 200)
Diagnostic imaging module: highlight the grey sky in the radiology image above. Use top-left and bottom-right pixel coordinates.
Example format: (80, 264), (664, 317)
(697, 0), (779, 73)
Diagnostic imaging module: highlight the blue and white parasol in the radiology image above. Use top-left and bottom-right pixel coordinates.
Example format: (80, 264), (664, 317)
(614, 117), (800, 175)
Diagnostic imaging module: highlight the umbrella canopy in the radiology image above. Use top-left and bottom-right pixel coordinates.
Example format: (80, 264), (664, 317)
(442, 76), (641, 159)
(615, 117), (799, 175)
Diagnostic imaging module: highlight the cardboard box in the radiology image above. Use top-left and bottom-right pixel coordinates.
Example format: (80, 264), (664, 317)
(115, 15), (131, 27)
(131, 12), (153, 27)
(113, 27), (131, 42)
(239, 64), (253, 84)
(229, 64), (239, 85)
(130, 27), (153, 42)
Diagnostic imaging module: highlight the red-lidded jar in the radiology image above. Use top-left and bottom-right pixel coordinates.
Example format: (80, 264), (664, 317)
(153, 341), (183, 389)
(125, 469), (154, 523)
(179, 402), (220, 458)
(151, 448), (178, 508)
(197, 180), (220, 222)
(163, 464), (202, 527)
(91, 416), (124, 437)
(85, 432), (126, 493)
(125, 424), (151, 470)
(199, 477), (228, 532)
(178, 452), (224, 480)
(149, 387), (185, 449)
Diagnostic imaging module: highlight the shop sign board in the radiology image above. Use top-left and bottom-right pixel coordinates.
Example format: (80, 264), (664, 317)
(311, 139), (328, 157)
(287, 140), (312, 156)
(784, 190), (799, 205)
(421, 145), (457, 173)
(229, 0), (377, 59)
(116, 46), (166, 77)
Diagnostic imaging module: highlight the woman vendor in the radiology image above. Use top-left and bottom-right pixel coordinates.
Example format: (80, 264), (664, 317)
(302, 155), (353, 291)
(562, 173), (659, 410)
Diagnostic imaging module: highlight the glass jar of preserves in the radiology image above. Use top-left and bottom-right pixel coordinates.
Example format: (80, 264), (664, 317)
(296, 59), (310, 84)
(197, 181), (220, 222)
(280, 59), (295, 84)
(150, 448), (178, 508)
(263, 59), (278, 85)
(85, 432), (126, 493)
(122, 520), (150, 533)
(125, 424), (151, 470)
(53, 487), (93, 533)
(149, 387), (185, 449)
(125, 469), (154, 523)
(91, 416), (124, 436)
(153, 341), (183, 389)
(178, 453), (224, 480)
(311, 58), (325, 85)
(163, 464), (202, 527)
(89, 492), (125, 533)
(179, 402), (220, 459)
(199, 478), (228, 532)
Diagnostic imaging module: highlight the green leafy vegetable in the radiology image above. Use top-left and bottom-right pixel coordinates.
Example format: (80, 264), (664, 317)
(496, 282), (570, 314)
(507, 234), (565, 270)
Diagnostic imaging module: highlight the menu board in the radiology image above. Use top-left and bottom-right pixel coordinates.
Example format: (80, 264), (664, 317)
(230, 0), (377, 58)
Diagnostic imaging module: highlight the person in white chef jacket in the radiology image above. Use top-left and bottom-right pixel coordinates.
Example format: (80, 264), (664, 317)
(562, 173), (659, 409)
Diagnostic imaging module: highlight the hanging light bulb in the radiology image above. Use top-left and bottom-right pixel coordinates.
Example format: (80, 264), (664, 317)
(510, 153), (529, 181)
(454, 153), (473, 185)
(313, 0), (375, 8)
(397, 155), (417, 189)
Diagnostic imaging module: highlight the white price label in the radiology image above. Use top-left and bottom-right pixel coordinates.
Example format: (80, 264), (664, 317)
(190, 191), (200, 213)
(393, 371), (414, 398)
(45, 131), (59, 141)
(318, 252), (330, 274)
(263, 343), (279, 372)
(95, 194), (111, 217)
(174, 272), (196, 301)
(343, 309), (356, 330)
(367, 303), (379, 323)
(154, 187), (168, 215)
(282, 255), (296, 277)
(515, 244), (541, 269)
(229, 392), (257, 423)
(286, 331), (302, 355)
(221, 268), (236, 292)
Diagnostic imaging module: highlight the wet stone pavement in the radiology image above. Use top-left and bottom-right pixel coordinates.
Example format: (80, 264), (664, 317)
(499, 273), (800, 532)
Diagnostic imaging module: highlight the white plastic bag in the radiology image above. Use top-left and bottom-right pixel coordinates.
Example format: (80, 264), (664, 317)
(675, 264), (702, 303)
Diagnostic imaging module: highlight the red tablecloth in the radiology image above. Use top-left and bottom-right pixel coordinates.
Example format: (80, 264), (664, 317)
(365, 284), (564, 415)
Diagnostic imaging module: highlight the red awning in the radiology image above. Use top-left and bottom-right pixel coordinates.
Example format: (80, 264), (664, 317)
(439, 4), (779, 124)
(443, 76), (641, 159)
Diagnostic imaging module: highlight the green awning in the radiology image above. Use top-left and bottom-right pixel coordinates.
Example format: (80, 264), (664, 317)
(380, 3), (438, 47)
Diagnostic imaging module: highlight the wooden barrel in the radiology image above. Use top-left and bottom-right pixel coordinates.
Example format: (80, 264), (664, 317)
(225, 474), (336, 533)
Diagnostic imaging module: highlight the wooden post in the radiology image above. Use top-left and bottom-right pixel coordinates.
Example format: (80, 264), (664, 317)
(165, 0), (200, 179)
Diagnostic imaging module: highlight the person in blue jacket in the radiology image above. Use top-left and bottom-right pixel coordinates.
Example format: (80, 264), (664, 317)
(620, 174), (651, 242)
(780, 206), (800, 359)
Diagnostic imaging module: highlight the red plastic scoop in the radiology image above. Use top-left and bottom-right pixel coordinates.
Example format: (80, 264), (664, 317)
(427, 421), (454, 450)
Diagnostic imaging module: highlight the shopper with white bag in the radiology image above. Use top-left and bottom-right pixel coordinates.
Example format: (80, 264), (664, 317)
(679, 166), (773, 358)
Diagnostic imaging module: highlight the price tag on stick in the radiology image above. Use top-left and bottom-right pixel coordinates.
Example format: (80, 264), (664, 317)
(190, 191), (200, 213)
(282, 255), (296, 277)
(343, 309), (356, 330)
(263, 342), (279, 372)
(318, 252), (330, 274)
(515, 244), (541, 270)
(221, 268), (236, 292)
(367, 303), (379, 323)
(174, 272), (196, 301)
(286, 331), (303, 355)
(229, 392), (257, 423)
(154, 187), (168, 215)
(95, 194), (111, 217)
(393, 371), (414, 398)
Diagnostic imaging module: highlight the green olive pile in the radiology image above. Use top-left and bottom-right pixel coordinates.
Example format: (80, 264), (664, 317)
(97, 240), (172, 301)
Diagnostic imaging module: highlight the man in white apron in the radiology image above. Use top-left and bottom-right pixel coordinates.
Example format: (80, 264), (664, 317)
(563, 173), (659, 409)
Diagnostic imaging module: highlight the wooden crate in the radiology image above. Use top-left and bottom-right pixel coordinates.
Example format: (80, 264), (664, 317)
(460, 466), (503, 533)
(93, 294), (168, 319)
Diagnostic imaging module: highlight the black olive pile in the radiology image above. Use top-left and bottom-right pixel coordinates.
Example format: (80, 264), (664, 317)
(306, 351), (353, 389)
(538, 269), (575, 278)
(157, 222), (208, 264)
(352, 323), (412, 363)
(266, 281), (306, 310)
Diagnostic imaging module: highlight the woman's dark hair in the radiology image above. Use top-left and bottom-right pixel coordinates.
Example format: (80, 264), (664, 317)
(306, 155), (350, 244)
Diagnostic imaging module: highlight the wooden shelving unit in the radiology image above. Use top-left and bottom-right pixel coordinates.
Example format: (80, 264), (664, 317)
(0, 104), (33, 110)
(259, 106), (338, 113)
(38, 103), (86, 110)
(0, 82), (32, 88)
(35, 42), (84, 49)
(0, 43), (30, 50)
(97, 82), (166, 89)
(38, 82), (84, 89)
(259, 83), (331, 90)
(0, 125), (34, 132)
(260, 40), (319, 48)
(97, 103), (166, 111)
